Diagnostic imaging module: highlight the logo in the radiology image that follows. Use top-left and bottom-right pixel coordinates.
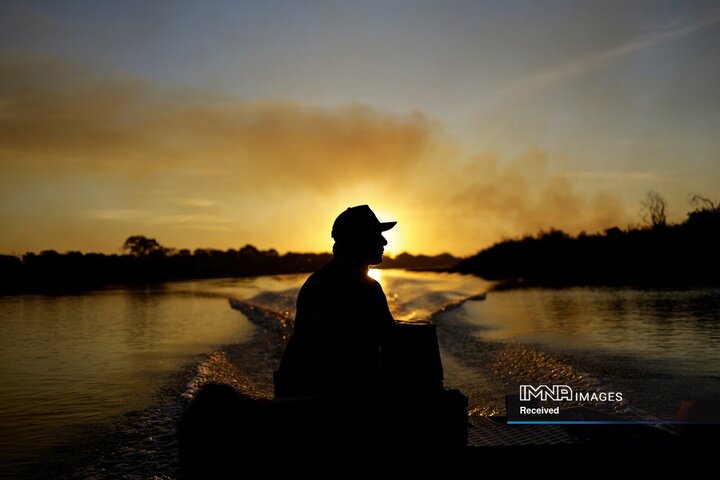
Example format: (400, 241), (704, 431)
(519, 384), (573, 402)
(519, 384), (624, 402)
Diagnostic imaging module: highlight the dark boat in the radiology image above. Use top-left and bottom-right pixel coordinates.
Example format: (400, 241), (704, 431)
(178, 302), (469, 474)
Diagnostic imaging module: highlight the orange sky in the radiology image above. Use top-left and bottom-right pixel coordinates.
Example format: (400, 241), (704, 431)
(2, 2), (719, 256)
(0, 58), (628, 256)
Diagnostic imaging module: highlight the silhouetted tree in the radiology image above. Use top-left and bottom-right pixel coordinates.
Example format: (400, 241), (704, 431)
(689, 194), (720, 214)
(454, 191), (720, 287)
(122, 235), (165, 256)
(640, 191), (668, 229)
(538, 228), (570, 240)
(239, 244), (260, 256)
(686, 194), (720, 234)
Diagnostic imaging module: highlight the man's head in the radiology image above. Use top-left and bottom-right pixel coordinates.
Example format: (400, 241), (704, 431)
(331, 205), (396, 266)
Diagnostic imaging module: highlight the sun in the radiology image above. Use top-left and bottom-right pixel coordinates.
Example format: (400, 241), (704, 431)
(367, 267), (383, 283)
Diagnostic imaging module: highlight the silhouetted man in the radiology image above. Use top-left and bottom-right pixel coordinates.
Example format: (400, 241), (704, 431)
(276, 205), (397, 398)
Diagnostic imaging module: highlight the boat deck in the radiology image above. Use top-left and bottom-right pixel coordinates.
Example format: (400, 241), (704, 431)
(467, 407), (684, 448)
(468, 416), (573, 446)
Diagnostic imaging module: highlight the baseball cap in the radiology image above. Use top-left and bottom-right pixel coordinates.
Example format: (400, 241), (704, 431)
(331, 205), (397, 240)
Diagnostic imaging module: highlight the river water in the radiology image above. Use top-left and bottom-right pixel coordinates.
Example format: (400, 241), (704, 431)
(1, 270), (719, 475)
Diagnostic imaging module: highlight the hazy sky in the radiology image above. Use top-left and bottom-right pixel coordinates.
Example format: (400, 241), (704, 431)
(1, 0), (719, 255)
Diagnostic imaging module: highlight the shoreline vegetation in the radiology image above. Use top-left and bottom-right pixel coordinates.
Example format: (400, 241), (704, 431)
(2, 193), (718, 294)
(454, 193), (720, 289)
(0, 238), (459, 295)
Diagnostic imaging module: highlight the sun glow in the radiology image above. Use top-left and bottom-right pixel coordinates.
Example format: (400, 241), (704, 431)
(381, 227), (402, 257)
(373, 209), (402, 256)
(367, 267), (383, 284)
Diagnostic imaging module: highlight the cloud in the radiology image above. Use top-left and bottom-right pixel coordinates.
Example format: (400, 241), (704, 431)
(559, 171), (667, 182)
(173, 198), (218, 208)
(85, 209), (145, 221)
(0, 53), (632, 254)
(431, 150), (629, 246)
(492, 7), (720, 100)
(0, 52), (432, 189)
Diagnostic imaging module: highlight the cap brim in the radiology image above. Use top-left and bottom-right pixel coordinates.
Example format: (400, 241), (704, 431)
(379, 221), (397, 231)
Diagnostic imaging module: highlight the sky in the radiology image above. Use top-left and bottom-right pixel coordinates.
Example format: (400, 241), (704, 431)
(1, 0), (719, 256)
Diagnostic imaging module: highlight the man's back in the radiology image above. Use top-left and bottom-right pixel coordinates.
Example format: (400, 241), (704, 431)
(277, 258), (395, 397)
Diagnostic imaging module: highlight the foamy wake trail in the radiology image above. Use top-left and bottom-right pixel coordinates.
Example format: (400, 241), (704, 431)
(228, 299), (293, 336)
(434, 303), (660, 420)
(223, 292), (654, 420)
(228, 291), (488, 329)
(181, 299), (296, 402)
(182, 351), (271, 401)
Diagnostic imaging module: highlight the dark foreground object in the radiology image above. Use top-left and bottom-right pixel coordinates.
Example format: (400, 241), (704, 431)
(177, 318), (720, 476)
(178, 384), (467, 476)
(465, 412), (720, 477)
(178, 390), (719, 477)
(179, 322), (467, 476)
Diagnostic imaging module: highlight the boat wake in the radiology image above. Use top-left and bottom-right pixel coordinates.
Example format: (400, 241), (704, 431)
(222, 288), (646, 422)
(228, 290), (488, 330)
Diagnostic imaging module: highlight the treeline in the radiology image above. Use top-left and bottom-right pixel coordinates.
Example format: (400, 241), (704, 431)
(381, 252), (458, 270)
(454, 193), (720, 288)
(0, 238), (458, 294)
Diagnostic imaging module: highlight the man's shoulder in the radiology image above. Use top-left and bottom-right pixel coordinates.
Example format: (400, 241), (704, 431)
(364, 275), (383, 290)
(300, 259), (385, 293)
(299, 260), (335, 291)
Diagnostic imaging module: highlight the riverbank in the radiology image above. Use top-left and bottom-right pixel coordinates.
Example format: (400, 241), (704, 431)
(482, 277), (720, 292)
(453, 211), (720, 289)
(0, 250), (458, 296)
